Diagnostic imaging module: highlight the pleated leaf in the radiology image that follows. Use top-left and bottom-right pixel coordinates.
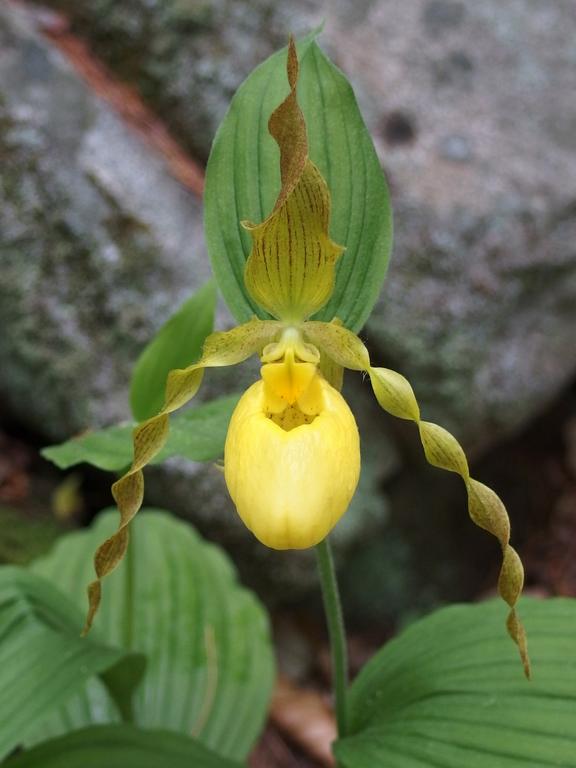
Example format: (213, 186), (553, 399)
(41, 394), (240, 472)
(6, 725), (243, 768)
(335, 598), (576, 768)
(130, 281), (217, 421)
(205, 34), (392, 332)
(0, 567), (139, 761)
(28, 510), (274, 760)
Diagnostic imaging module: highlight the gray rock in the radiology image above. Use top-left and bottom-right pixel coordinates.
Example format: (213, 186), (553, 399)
(421, 0), (466, 36)
(436, 134), (474, 162)
(38, 0), (321, 162)
(329, 0), (576, 450)
(0, 3), (211, 439)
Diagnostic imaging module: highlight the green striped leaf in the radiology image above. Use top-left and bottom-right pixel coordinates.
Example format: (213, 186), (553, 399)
(28, 510), (274, 760)
(0, 567), (138, 761)
(130, 281), (217, 421)
(6, 725), (243, 768)
(335, 598), (576, 767)
(41, 394), (240, 472)
(205, 35), (392, 332)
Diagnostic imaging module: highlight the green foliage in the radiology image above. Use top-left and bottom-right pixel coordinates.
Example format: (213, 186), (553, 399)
(130, 281), (217, 421)
(41, 394), (239, 472)
(5, 725), (243, 768)
(0, 507), (61, 565)
(335, 598), (576, 767)
(28, 510), (274, 760)
(204, 35), (392, 332)
(0, 567), (140, 761)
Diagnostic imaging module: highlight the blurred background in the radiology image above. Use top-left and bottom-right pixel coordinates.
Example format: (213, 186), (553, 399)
(1, 0), (575, 762)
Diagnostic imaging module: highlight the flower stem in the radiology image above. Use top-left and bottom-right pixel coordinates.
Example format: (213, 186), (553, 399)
(315, 538), (348, 737)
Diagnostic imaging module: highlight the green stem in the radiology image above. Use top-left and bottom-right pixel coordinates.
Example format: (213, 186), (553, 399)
(315, 538), (348, 737)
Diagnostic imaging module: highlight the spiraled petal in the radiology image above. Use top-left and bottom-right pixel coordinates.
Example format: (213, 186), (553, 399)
(368, 365), (530, 678)
(83, 319), (281, 633)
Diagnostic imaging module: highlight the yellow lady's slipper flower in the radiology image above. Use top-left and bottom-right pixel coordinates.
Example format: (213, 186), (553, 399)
(84, 38), (530, 679)
(225, 347), (360, 549)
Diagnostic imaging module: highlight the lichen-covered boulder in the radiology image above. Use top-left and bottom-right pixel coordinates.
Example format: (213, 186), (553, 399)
(0, 2), (210, 439)
(343, 0), (576, 449)
(37, 0), (312, 162)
